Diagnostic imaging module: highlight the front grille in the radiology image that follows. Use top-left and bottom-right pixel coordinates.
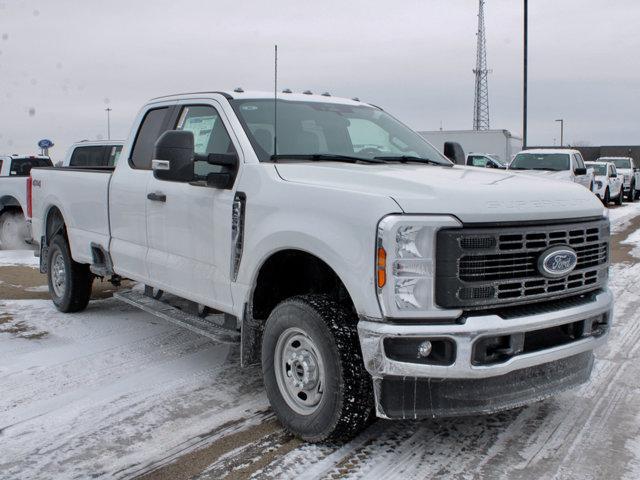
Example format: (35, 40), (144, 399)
(436, 218), (610, 310)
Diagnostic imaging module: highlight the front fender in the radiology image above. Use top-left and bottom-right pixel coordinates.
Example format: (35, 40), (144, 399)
(233, 166), (401, 319)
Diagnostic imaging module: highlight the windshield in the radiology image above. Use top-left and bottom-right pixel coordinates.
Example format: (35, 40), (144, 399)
(9, 157), (53, 176)
(510, 153), (570, 171)
(603, 158), (631, 169)
(231, 99), (451, 165)
(586, 163), (607, 176)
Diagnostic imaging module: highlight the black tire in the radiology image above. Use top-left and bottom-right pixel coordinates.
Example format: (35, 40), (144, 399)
(603, 188), (610, 205)
(616, 189), (624, 205)
(261, 294), (373, 442)
(47, 234), (93, 312)
(628, 182), (636, 202)
(0, 211), (27, 249)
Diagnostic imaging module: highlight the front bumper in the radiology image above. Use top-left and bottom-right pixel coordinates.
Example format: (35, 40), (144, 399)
(358, 288), (613, 419)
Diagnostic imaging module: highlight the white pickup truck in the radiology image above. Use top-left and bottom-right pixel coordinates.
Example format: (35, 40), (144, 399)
(597, 156), (640, 202)
(0, 154), (52, 247)
(509, 149), (595, 191)
(30, 91), (612, 442)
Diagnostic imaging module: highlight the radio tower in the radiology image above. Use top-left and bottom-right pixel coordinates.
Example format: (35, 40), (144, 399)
(473, 0), (491, 130)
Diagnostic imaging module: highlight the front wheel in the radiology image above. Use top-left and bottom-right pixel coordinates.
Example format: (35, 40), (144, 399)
(603, 188), (610, 205)
(47, 234), (93, 312)
(616, 188), (624, 205)
(262, 295), (373, 442)
(628, 182), (636, 202)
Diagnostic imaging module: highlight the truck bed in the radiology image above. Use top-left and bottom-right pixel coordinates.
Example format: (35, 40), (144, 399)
(30, 167), (113, 265)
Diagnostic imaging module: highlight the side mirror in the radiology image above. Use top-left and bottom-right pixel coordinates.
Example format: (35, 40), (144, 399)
(443, 142), (465, 165)
(152, 130), (194, 182)
(611, 173), (617, 178)
(574, 167), (587, 175)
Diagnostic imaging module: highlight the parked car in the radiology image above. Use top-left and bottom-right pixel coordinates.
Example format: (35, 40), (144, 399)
(586, 161), (623, 205)
(466, 153), (507, 169)
(0, 154), (52, 247)
(61, 140), (124, 168)
(30, 90), (612, 442)
(596, 156), (640, 202)
(509, 149), (595, 191)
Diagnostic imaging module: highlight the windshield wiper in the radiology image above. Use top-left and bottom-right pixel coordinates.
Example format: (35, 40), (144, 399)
(270, 154), (384, 163)
(373, 155), (450, 166)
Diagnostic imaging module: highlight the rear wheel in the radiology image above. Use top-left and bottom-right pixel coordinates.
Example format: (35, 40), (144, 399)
(47, 234), (93, 312)
(628, 182), (636, 202)
(262, 294), (373, 442)
(0, 211), (27, 249)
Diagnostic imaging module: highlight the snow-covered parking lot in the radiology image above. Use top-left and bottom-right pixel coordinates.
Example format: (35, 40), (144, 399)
(2, 205), (640, 479)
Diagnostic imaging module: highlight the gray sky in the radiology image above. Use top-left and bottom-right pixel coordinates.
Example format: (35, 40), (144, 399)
(1, 0), (639, 160)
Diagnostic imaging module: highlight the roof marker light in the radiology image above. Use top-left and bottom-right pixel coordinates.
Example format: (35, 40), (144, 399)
(302, 90), (313, 95)
(282, 88), (292, 93)
(234, 87), (244, 93)
(321, 92), (331, 97)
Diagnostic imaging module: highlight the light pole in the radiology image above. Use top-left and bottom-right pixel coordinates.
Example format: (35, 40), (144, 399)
(523, 0), (528, 148)
(105, 107), (112, 140)
(555, 118), (564, 146)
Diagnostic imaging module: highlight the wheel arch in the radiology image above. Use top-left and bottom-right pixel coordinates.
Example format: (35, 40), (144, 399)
(241, 247), (359, 367)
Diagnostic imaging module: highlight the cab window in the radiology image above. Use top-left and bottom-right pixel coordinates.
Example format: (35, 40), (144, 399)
(130, 107), (172, 170)
(468, 155), (488, 167)
(175, 105), (236, 181)
(70, 146), (106, 167)
(108, 145), (123, 166)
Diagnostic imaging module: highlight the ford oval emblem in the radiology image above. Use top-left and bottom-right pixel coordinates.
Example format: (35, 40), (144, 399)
(538, 246), (578, 278)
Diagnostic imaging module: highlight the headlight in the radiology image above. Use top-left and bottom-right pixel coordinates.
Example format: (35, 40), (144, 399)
(376, 215), (461, 319)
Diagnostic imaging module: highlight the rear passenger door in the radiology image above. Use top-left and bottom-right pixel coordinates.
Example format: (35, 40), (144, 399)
(145, 102), (237, 311)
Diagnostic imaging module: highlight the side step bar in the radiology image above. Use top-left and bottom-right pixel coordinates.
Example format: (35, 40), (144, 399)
(114, 289), (239, 345)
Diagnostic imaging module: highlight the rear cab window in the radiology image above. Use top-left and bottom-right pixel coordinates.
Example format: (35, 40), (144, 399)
(9, 157), (53, 176)
(69, 146), (107, 167)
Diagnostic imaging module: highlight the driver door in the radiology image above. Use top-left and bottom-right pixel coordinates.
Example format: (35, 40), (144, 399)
(145, 102), (238, 312)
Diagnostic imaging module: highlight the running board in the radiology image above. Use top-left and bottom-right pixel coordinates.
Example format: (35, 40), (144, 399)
(114, 289), (239, 345)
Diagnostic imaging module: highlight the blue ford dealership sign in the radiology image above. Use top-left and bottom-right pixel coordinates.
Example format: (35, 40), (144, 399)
(38, 139), (54, 149)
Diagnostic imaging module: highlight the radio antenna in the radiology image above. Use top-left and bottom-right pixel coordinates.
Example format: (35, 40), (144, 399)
(273, 44), (278, 159)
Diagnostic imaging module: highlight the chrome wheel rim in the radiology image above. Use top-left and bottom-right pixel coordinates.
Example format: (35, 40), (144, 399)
(274, 327), (325, 415)
(50, 251), (66, 298)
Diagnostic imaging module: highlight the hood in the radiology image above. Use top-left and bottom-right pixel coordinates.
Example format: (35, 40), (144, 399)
(275, 163), (605, 224)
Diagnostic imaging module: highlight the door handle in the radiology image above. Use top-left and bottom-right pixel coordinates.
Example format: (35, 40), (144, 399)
(147, 192), (166, 202)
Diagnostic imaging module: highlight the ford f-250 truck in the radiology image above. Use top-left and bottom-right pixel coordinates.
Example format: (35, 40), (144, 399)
(0, 154), (52, 247)
(30, 91), (613, 442)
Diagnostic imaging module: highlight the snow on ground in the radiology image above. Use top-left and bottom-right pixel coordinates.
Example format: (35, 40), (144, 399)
(0, 298), (269, 480)
(0, 248), (39, 267)
(609, 202), (640, 233)
(1, 205), (640, 479)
